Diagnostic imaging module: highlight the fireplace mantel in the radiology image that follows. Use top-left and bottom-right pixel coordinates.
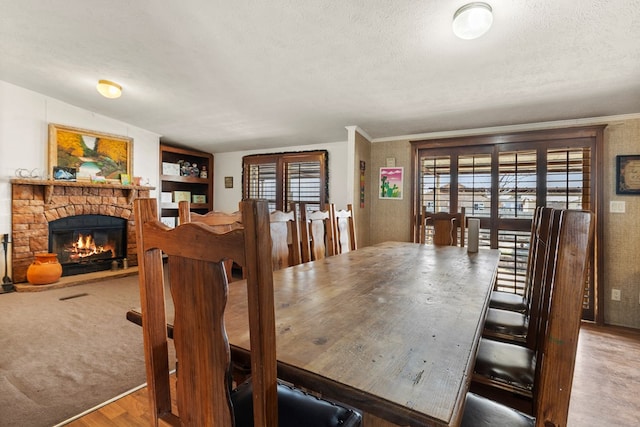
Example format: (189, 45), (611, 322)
(10, 178), (154, 204)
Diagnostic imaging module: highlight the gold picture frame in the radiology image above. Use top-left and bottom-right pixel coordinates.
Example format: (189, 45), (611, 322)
(48, 124), (133, 182)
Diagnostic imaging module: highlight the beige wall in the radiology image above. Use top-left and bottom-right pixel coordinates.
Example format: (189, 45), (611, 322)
(370, 117), (640, 329)
(353, 130), (371, 247)
(369, 139), (413, 243)
(603, 118), (640, 328)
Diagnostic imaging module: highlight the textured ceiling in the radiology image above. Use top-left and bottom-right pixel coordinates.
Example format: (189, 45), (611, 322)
(2, 1), (639, 153)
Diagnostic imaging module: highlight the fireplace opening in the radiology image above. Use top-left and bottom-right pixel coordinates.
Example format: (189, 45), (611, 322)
(48, 215), (127, 276)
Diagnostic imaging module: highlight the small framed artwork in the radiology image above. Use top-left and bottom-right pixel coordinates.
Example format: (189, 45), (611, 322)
(225, 176), (234, 188)
(616, 155), (640, 194)
(119, 174), (131, 185)
(192, 194), (207, 204)
(173, 191), (191, 203)
(379, 167), (403, 200)
(52, 166), (76, 181)
(360, 160), (366, 208)
(48, 123), (132, 182)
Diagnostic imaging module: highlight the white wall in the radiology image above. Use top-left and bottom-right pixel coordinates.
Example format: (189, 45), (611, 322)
(0, 80), (160, 279)
(213, 141), (350, 212)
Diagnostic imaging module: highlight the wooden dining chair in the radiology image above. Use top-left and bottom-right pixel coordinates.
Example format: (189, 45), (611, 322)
(489, 206), (542, 314)
(178, 200), (242, 281)
(269, 203), (301, 270)
(463, 209), (594, 427)
(472, 209), (561, 401)
(135, 198), (362, 427)
(482, 207), (553, 345)
(178, 201), (242, 230)
(330, 203), (357, 254)
(418, 206), (466, 246)
(299, 203), (335, 263)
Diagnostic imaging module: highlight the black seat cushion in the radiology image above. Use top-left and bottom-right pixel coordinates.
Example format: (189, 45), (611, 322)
(489, 291), (527, 313)
(483, 308), (528, 339)
(474, 338), (536, 392)
(231, 380), (362, 427)
(461, 392), (535, 427)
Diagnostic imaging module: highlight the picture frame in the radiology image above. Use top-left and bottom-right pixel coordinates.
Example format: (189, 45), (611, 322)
(48, 124), (133, 182)
(119, 174), (131, 185)
(379, 167), (403, 200)
(52, 166), (76, 182)
(616, 155), (640, 194)
(224, 176), (234, 188)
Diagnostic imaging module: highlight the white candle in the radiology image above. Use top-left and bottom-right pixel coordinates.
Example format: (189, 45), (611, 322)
(468, 218), (480, 253)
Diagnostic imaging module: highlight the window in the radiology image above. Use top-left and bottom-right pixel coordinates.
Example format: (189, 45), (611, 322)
(411, 127), (603, 321)
(243, 150), (328, 211)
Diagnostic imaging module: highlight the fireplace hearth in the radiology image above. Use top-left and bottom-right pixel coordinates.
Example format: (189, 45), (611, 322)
(49, 215), (127, 276)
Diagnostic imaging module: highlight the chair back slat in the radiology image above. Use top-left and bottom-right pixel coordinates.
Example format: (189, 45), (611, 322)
(523, 207), (553, 348)
(299, 203), (335, 262)
(521, 206), (543, 306)
(331, 203), (357, 254)
(533, 210), (594, 426)
(269, 203), (301, 270)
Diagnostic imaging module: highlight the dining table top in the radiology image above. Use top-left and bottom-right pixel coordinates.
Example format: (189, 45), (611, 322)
(221, 241), (501, 426)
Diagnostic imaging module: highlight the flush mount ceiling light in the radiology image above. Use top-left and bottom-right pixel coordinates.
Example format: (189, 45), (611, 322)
(96, 79), (122, 99)
(452, 2), (493, 40)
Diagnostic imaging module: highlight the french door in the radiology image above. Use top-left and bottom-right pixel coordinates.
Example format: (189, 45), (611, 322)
(411, 127), (603, 321)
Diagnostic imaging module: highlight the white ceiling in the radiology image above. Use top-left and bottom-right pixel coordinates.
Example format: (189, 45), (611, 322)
(2, 1), (639, 153)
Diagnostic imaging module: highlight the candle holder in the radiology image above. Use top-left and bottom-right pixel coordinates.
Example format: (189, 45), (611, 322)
(1, 233), (15, 293)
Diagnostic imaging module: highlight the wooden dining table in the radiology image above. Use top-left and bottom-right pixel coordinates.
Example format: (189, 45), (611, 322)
(128, 241), (500, 426)
(231, 241), (500, 426)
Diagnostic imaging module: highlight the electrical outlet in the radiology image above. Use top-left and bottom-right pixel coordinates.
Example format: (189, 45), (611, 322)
(611, 289), (621, 301)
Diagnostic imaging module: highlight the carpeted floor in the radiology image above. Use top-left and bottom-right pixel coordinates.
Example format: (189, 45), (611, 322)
(0, 275), (175, 427)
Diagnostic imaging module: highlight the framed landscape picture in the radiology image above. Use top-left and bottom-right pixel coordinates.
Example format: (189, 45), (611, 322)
(48, 124), (133, 182)
(52, 166), (76, 181)
(379, 167), (403, 199)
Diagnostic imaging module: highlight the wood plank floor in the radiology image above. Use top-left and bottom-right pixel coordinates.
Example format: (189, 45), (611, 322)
(61, 323), (640, 426)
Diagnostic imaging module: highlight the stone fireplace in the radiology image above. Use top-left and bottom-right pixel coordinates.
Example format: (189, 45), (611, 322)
(10, 179), (152, 283)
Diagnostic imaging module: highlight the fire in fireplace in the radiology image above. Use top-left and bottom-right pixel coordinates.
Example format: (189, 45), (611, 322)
(49, 215), (127, 276)
(68, 233), (116, 261)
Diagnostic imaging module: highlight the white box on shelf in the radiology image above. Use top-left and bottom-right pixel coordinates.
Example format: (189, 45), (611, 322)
(162, 162), (180, 176)
(160, 192), (173, 203)
(160, 217), (176, 228)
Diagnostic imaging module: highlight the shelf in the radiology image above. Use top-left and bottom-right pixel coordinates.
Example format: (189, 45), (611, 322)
(160, 203), (209, 210)
(10, 178), (155, 204)
(160, 175), (209, 184)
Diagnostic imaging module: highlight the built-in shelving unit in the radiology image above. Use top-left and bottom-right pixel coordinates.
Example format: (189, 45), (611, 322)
(159, 144), (213, 224)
